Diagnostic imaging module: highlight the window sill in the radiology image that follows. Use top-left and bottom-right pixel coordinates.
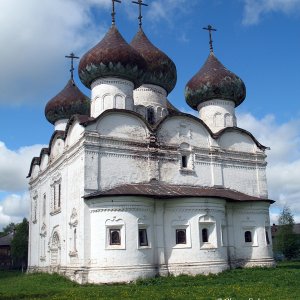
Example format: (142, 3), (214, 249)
(200, 243), (217, 250)
(138, 245), (151, 250)
(173, 244), (191, 249)
(243, 243), (258, 247)
(105, 245), (126, 250)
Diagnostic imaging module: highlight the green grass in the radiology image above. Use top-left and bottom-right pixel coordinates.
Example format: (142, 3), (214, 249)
(0, 261), (300, 300)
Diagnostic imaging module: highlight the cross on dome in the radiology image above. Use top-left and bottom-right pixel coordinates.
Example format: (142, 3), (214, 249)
(132, 0), (148, 28)
(111, 0), (122, 26)
(203, 25), (217, 53)
(65, 52), (79, 81)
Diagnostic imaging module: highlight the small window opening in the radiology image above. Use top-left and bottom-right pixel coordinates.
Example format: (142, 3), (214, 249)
(202, 228), (208, 243)
(147, 107), (155, 124)
(58, 184), (61, 208)
(245, 231), (252, 243)
(176, 229), (186, 244)
(43, 194), (46, 216)
(181, 155), (188, 168)
(139, 228), (148, 247)
(110, 229), (121, 245)
(265, 230), (270, 245)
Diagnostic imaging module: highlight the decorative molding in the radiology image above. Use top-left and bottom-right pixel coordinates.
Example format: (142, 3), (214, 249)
(69, 208), (78, 227)
(90, 206), (153, 213)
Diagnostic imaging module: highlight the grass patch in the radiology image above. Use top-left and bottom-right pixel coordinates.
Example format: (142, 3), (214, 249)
(0, 261), (299, 300)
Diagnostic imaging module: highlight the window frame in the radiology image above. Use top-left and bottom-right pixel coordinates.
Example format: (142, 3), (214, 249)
(176, 229), (187, 245)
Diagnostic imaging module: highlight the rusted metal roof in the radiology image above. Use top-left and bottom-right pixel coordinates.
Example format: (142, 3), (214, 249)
(79, 25), (147, 89)
(45, 79), (90, 125)
(84, 180), (274, 203)
(130, 28), (177, 94)
(185, 52), (246, 110)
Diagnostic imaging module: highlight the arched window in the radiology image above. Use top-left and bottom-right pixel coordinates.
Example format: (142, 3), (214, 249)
(176, 229), (186, 244)
(225, 113), (232, 127)
(202, 228), (208, 243)
(214, 113), (223, 127)
(265, 230), (270, 245)
(110, 229), (121, 245)
(147, 107), (155, 124)
(245, 231), (252, 243)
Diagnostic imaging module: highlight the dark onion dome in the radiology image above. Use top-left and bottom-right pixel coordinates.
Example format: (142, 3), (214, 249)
(45, 79), (90, 124)
(79, 26), (147, 89)
(130, 28), (177, 94)
(185, 52), (246, 110)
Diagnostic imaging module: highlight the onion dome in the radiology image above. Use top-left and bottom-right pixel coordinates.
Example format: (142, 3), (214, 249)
(185, 52), (246, 110)
(79, 26), (147, 89)
(45, 79), (90, 124)
(130, 28), (177, 94)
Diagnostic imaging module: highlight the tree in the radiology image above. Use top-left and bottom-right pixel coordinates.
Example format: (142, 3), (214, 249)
(11, 218), (29, 271)
(274, 206), (300, 260)
(1, 222), (16, 235)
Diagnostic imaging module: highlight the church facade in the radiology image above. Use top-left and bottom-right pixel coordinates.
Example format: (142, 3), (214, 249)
(27, 11), (274, 284)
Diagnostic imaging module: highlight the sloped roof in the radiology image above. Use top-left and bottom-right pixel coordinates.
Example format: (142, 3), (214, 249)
(84, 180), (274, 203)
(0, 232), (13, 246)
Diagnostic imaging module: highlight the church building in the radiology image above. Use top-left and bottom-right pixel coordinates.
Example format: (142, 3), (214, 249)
(27, 1), (274, 284)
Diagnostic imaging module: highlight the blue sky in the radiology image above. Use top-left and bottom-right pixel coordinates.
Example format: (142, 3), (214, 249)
(0, 0), (300, 229)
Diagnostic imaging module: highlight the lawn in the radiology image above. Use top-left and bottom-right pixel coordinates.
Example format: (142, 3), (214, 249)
(0, 261), (299, 300)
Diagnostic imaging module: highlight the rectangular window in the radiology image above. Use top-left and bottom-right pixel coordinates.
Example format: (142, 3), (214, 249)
(176, 229), (186, 244)
(245, 230), (252, 243)
(139, 228), (148, 247)
(109, 229), (121, 245)
(58, 183), (61, 208)
(265, 230), (270, 245)
(181, 155), (187, 168)
(43, 194), (46, 216)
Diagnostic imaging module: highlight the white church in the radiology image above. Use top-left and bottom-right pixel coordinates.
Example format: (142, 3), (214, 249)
(27, 3), (274, 284)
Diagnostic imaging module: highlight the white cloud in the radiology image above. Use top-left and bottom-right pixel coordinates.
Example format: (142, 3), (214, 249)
(0, 192), (29, 231)
(145, 0), (197, 25)
(243, 0), (300, 25)
(0, 0), (110, 106)
(238, 113), (300, 223)
(0, 141), (45, 192)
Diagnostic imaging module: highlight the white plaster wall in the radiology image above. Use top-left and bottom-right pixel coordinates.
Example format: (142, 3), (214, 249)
(91, 78), (134, 118)
(28, 146), (86, 273)
(99, 154), (149, 190)
(159, 159), (211, 187)
(227, 202), (273, 267)
(133, 84), (168, 123)
(31, 165), (40, 178)
(223, 165), (259, 197)
(40, 155), (49, 171)
(95, 113), (149, 141)
(87, 197), (155, 283)
(50, 138), (65, 160)
(218, 131), (257, 153)
(65, 122), (84, 148)
(164, 198), (229, 275)
(157, 117), (210, 148)
(134, 84), (167, 108)
(198, 99), (236, 133)
(54, 119), (68, 131)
